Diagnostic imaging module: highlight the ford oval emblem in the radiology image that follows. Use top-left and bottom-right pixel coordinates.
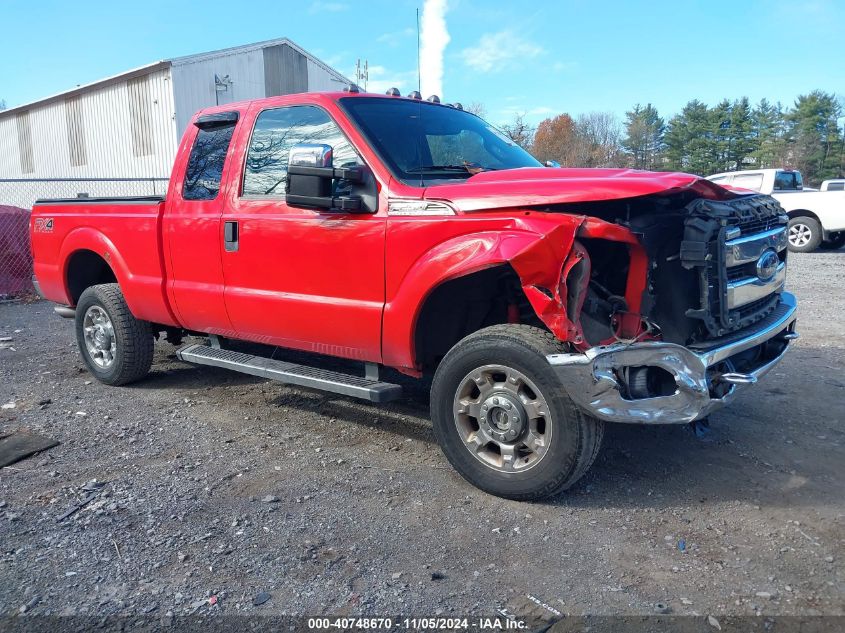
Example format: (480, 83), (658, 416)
(756, 249), (779, 281)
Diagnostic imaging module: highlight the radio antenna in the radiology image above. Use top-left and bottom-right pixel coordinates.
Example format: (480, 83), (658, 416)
(416, 7), (422, 92)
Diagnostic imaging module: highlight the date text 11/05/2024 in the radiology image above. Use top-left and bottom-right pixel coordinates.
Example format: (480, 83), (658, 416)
(306, 617), (528, 630)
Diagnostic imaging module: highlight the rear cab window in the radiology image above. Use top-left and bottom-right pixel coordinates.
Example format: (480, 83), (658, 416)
(183, 115), (238, 200)
(773, 170), (803, 191)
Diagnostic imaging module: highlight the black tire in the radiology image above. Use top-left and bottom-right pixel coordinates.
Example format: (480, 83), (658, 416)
(430, 324), (604, 501)
(787, 216), (822, 253)
(74, 283), (153, 386)
(820, 232), (845, 251)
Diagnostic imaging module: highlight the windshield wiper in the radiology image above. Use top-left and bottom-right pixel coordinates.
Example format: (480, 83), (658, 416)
(406, 164), (475, 173)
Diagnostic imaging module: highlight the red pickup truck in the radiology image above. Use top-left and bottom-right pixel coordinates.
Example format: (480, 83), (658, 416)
(30, 89), (798, 500)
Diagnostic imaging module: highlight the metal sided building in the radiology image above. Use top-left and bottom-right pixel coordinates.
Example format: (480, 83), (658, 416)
(0, 38), (350, 208)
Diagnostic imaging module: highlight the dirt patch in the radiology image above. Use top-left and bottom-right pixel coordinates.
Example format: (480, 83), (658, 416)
(0, 251), (843, 618)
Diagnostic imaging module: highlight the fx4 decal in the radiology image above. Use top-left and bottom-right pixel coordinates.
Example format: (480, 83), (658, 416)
(34, 218), (54, 233)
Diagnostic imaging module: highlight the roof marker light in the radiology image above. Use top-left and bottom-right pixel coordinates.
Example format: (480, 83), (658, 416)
(408, 91), (422, 100)
(427, 95), (440, 103)
(385, 87), (400, 96)
(452, 102), (463, 110)
(344, 83), (361, 93)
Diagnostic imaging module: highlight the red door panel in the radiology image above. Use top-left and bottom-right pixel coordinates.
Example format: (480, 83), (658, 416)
(221, 204), (385, 360)
(219, 103), (386, 361)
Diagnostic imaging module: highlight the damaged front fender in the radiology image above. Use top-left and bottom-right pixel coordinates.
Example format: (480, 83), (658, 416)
(382, 213), (647, 369)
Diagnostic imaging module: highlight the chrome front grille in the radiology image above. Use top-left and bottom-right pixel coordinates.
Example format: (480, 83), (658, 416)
(679, 194), (788, 340)
(724, 226), (788, 268)
(726, 262), (786, 309)
(723, 226), (788, 310)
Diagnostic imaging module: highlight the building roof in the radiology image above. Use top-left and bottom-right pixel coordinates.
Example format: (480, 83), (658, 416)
(0, 37), (350, 118)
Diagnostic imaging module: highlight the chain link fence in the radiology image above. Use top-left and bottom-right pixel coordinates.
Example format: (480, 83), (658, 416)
(0, 178), (169, 299)
(0, 205), (34, 299)
(0, 177), (169, 210)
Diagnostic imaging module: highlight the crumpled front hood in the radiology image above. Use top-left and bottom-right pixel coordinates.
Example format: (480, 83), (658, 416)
(423, 167), (735, 212)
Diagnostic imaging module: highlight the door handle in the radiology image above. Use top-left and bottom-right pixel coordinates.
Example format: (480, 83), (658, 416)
(224, 221), (238, 252)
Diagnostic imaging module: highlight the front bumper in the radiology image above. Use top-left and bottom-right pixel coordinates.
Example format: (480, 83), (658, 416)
(547, 292), (798, 424)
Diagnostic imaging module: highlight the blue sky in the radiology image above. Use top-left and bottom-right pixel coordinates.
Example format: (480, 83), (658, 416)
(2, 0), (843, 126)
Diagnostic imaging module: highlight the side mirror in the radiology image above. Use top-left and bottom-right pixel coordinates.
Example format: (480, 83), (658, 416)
(290, 143), (334, 169)
(286, 143), (367, 212)
(545, 160), (561, 168)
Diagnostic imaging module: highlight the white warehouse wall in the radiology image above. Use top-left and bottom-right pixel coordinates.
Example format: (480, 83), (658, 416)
(171, 49), (267, 136)
(0, 66), (177, 181)
(0, 38), (350, 208)
(306, 58), (346, 92)
(170, 41), (348, 136)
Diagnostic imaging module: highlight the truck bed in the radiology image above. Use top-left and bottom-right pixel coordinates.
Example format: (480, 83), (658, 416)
(30, 196), (176, 326)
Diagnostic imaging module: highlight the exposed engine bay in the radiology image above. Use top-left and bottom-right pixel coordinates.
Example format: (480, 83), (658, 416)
(543, 191), (789, 349)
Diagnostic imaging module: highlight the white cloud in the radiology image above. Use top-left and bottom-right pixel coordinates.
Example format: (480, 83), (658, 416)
(377, 28), (415, 47)
(308, 1), (348, 14)
(462, 30), (543, 73)
(420, 0), (450, 98)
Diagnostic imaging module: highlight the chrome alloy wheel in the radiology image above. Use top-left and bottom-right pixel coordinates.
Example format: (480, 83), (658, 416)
(788, 222), (813, 248)
(453, 365), (552, 473)
(82, 305), (117, 369)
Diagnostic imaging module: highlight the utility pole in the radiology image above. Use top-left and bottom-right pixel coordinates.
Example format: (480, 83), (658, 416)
(355, 59), (369, 91)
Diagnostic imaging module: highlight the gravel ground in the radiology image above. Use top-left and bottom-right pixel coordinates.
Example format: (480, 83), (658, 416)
(1, 249), (843, 622)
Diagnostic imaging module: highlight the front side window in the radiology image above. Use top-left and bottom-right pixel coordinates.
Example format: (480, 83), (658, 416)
(242, 106), (360, 197)
(183, 122), (236, 200)
(339, 97), (541, 185)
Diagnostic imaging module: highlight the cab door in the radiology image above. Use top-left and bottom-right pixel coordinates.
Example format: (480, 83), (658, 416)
(220, 103), (386, 362)
(163, 112), (239, 334)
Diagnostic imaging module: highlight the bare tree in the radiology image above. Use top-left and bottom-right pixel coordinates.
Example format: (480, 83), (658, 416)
(500, 113), (534, 151)
(464, 101), (487, 118)
(575, 112), (624, 167)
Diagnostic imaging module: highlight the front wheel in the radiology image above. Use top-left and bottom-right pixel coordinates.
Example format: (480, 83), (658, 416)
(787, 216), (822, 253)
(75, 283), (153, 385)
(430, 325), (604, 501)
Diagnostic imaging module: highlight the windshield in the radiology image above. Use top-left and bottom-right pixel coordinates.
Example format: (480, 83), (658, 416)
(339, 97), (541, 185)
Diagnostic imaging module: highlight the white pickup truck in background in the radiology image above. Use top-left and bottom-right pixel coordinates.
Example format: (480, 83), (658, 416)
(821, 179), (845, 192)
(707, 169), (845, 252)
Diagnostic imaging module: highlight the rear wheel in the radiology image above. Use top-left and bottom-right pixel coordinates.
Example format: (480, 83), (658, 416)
(787, 216), (822, 252)
(75, 283), (153, 385)
(430, 325), (604, 500)
(820, 232), (845, 251)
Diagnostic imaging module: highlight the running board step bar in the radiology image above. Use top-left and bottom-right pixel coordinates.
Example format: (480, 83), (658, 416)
(176, 344), (402, 403)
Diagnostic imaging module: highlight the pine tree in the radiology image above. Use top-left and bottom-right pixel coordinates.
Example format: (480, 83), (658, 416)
(622, 104), (665, 170)
(785, 91), (843, 184)
(727, 97), (756, 171)
(751, 99), (787, 169)
(664, 100), (712, 174)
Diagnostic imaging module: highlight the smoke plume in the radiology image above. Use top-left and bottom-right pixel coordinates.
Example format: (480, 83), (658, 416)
(420, 0), (450, 98)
